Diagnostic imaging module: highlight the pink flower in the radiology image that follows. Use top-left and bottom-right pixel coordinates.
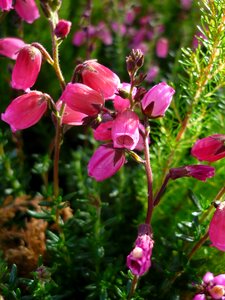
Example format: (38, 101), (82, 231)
(1, 91), (48, 132)
(191, 134), (225, 162)
(80, 60), (120, 98)
(56, 101), (87, 126)
(193, 295), (206, 300)
(113, 83), (134, 112)
(213, 274), (225, 286)
(11, 45), (42, 90)
(208, 285), (225, 299)
(60, 83), (104, 116)
(141, 82), (175, 118)
(146, 65), (159, 83)
(156, 38), (169, 58)
(0, 37), (26, 60)
(169, 165), (215, 181)
(72, 30), (86, 46)
(54, 19), (72, 39)
(209, 202), (225, 251)
(0, 0), (12, 11)
(96, 22), (113, 45)
(111, 110), (140, 150)
(127, 233), (154, 276)
(14, 0), (40, 24)
(203, 272), (214, 284)
(88, 144), (126, 181)
(94, 120), (113, 141)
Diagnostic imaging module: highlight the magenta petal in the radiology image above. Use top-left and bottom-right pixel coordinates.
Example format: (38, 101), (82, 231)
(1, 91), (48, 132)
(94, 121), (113, 141)
(56, 101), (87, 126)
(0, 37), (26, 60)
(88, 144), (125, 181)
(11, 45), (42, 90)
(0, 0), (13, 11)
(209, 202), (225, 251)
(15, 0), (40, 23)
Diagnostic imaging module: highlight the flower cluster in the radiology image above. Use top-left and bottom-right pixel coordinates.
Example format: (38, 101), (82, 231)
(193, 272), (225, 299)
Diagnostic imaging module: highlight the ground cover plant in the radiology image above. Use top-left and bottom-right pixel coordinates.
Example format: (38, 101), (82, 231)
(0, 0), (224, 299)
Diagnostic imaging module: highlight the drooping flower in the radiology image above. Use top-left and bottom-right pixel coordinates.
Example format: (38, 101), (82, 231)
(156, 37), (169, 58)
(191, 134), (225, 162)
(79, 60), (120, 98)
(209, 202), (225, 251)
(0, 37), (26, 60)
(0, 0), (12, 11)
(60, 83), (104, 116)
(54, 19), (72, 39)
(14, 0), (40, 24)
(169, 165), (215, 182)
(11, 45), (42, 90)
(141, 82), (175, 118)
(127, 230), (154, 276)
(93, 120), (113, 141)
(111, 110), (140, 150)
(208, 285), (225, 299)
(56, 101), (87, 126)
(1, 91), (48, 132)
(88, 144), (126, 181)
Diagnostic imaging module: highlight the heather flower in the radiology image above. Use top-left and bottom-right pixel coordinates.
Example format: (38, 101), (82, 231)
(93, 120), (113, 141)
(111, 110), (140, 150)
(15, 0), (40, 24)
(88, 144), (126, 181)
(213, 275), (225, 286)
(193, 295), (206, 300)
(127, 233), (154, 276)
(0, 0), (12, 11)
(169, 165), (215, 182)
(72, 30), (86, 46)
(156, 38), (169, 58)
(1, 91), (48, 132)
(113, 83), (135, 112)
(209, 285), (225, 299)
(146, 65), (159, 83)
(56, 101), (87, 126)
(0, 37), (26, 60)
(203, 272), (214, 284)
(191, 134), (225, 162)
(141, 82), (175, 118)
(54, 19), (72, 39)
(11, 45), (42, 90)
(209, 202), (225, 251)
(79, 60), (120, 98)
(60, 83), (104, 116)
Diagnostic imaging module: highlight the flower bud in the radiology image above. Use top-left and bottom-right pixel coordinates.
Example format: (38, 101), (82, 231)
(203, 272), (214, 284)
(60, 83), (104, 116)
(126, 49), (144, 77)
(141, 82), (175, 118)
(111, 110), (140, 150)
(79, 60), (120, 99)
(54, 19), (72, 39)
(15, 0), (40, 24)
(169, 165), (215, 182)
(11, 45), (42, 90)
(127, 233), (154, 276)
(88, 144), (126, 181)
(191, 134), (225, 162)
(1, 91), (48, 132)
(209, 202), (225, 251)
(156, 38), (169, 58)
(209, 285), (225, 299)
(0, 37), (26, 60)
(0, 0), (12, 11)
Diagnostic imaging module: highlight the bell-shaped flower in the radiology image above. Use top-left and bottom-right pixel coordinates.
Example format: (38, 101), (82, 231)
(191, 134), (225, 162)
(156, 37), (169, 58)
(203, 272), (214, 284)
(54, 19), (72, 39)
(79, 60), (120, 98)
(111, 110), (139, 150)
(0, 37), (26, 60)
(14, 0), (40, 24)
(56, 101), (87, 126)
(141, 82), (175, 118)
(11, 45), (42, 90)
(169, 165), (215, 182)
(127, 233), (154, 276)
(0, 0), (12, 11)
(1, 91), (48, 132)
(88, 144), (126, 181)
(213, 274), (225, 286)
(209, 202), (225, 251)
(60, 83), (104, 116)
(113, 83), (135, 112)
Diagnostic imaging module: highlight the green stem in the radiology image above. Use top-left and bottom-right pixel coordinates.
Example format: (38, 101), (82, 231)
(128, 275), (138, 300)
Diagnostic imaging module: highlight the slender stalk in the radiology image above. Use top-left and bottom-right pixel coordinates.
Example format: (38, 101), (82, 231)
(128, 275), (138, 300)
(143, 119), (154, 224)
(187, 231), (209, 261)
(154, 173), (170, 206)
